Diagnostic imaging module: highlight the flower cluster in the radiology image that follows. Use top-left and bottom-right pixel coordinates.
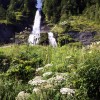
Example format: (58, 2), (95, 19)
(16, 91), (30, 100)
(43, 72), (53, 77)
(36, 67), (43, 72)
(44, 64), (53, 68)
(47, 73), (67, 84)
(28, 76), (46, 86)
(60, 88), (75, 95)
(33, 87), (41, 94)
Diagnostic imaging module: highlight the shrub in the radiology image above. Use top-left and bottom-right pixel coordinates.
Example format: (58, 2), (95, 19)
(58, 34), (74, 46)
(0, 52), (10, 72)
(0, 77), (32, 100)
(5, 46), (43, 82)
(7, 56), (43, 81)
(76, 50), (100, 100)
(39, 33), (49, 45)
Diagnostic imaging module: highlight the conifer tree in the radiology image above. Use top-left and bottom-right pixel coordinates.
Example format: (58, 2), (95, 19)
(6, 0), (16, 22)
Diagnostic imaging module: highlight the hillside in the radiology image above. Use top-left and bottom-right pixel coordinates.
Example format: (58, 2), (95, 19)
(0, 0), (100, 100)
(0, 0), (100, 24)
(0, 0), (100, 44)
(0, 44), (100, 100)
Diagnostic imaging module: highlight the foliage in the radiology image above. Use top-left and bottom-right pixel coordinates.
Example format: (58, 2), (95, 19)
(0, 45), (43, 82)
(0, 0), (36, 24)
(6, 47), (43, 81)
(0, 0), (100, 24)
(39, 33), (49, 45)
(0, 76), (32, 100)
(0, 52), (10, 72)
(58, 34), (74, 46)
(0, 5), (6, 19)
(76, 50), (100, 100)
(0, 44), (100, 99)
(43, 0), (85, 23)
(29, 88), (76, 100)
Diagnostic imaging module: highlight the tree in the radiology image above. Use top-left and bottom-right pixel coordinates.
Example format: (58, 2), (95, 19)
(0, 5), (6, 19)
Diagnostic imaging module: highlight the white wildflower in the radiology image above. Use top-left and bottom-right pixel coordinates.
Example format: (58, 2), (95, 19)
(43, 72), (53, 77)
(36, 67), (44, 72)
(16, 91), (30, 100)
(60, 88), (75, 95)
(28, 76), (46, 86)
(44, 64), (53, 68)
(66, 56), (72, 59)
(33, 88), (41, 94)
(47, 73), (67, 84)
(55, 75), (65, 82)
(47, 77), (55, 84)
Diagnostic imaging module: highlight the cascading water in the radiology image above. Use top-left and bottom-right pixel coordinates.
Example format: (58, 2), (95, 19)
(48, 32), (57, 47)
(28, 0), (42, 45)
(28, 0), (57, 47)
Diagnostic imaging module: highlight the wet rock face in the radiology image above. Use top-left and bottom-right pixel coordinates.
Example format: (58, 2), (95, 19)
(0, 24), (15, 44)
(79, 32), (96, 45)
(68, 31), (97, 45)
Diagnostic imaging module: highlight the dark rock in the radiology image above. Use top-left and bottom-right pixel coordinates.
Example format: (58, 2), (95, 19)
(79, 31), (96, 45)
(67, 31), (97, 45)
(0, 24), (15, 44)
(67, 31), (79, 41)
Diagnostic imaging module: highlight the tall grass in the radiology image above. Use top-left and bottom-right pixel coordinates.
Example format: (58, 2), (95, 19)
(0, 44), (100, 100)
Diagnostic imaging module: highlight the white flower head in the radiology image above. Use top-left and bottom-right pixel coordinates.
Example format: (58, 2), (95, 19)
(44, 64), (53, 68)
(36, 67), (44, 72)
(66, 56), (72, 59)
(60, 88), (75, 95)
(28, 76), (46, 86)
(16, 91), (30, 100)
(33, 88), (41, 94)
(43, 72), (53, 77)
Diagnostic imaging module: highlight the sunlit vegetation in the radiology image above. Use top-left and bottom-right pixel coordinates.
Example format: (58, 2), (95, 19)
(0, 44), (100, 100)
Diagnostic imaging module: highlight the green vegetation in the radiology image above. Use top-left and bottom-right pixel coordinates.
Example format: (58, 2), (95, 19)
(43, 0), (100, 23)
(0, 0), (100, 99)
(0, 44), (100, 100)
(0, 0), (36, 24)
(1, 0), (100, 25)
(52, 16), (100, 33)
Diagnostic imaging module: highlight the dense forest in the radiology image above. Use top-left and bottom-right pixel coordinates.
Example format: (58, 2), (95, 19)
(0, 0), (36, 25)
(0, 0), (100, 24)
(43, 0), (100, 23)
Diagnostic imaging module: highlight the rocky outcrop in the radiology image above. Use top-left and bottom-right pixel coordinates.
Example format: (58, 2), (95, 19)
(0, 24), (15, 44)
(68, 31), (97, 45)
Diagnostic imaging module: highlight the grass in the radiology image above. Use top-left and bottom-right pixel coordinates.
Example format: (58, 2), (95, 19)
(0, 44), (100, 100)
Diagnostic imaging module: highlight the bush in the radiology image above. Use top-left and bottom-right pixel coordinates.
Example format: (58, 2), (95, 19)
(0, 77), (32, 100)
(0, 52), (10, 72)
(3, 46), (43, 82)
(76, 50), (100, 100)
(7, 54), (43, 81)
(39, 33), (49, 46)
(58, 34), (74, 46)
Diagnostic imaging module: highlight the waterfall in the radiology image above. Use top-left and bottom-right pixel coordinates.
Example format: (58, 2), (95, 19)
(48, 32), (57, 47)
(28, 0), (57, 47)
(28, 0), (42, 45)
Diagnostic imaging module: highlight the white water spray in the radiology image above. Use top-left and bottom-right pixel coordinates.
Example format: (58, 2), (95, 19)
(28, 0), (57, 47)
(48, 32), (57, 47)
(28, 0), (42, 45)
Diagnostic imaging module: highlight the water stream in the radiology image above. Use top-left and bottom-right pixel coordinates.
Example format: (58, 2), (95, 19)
(28, 0), (57, 47)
